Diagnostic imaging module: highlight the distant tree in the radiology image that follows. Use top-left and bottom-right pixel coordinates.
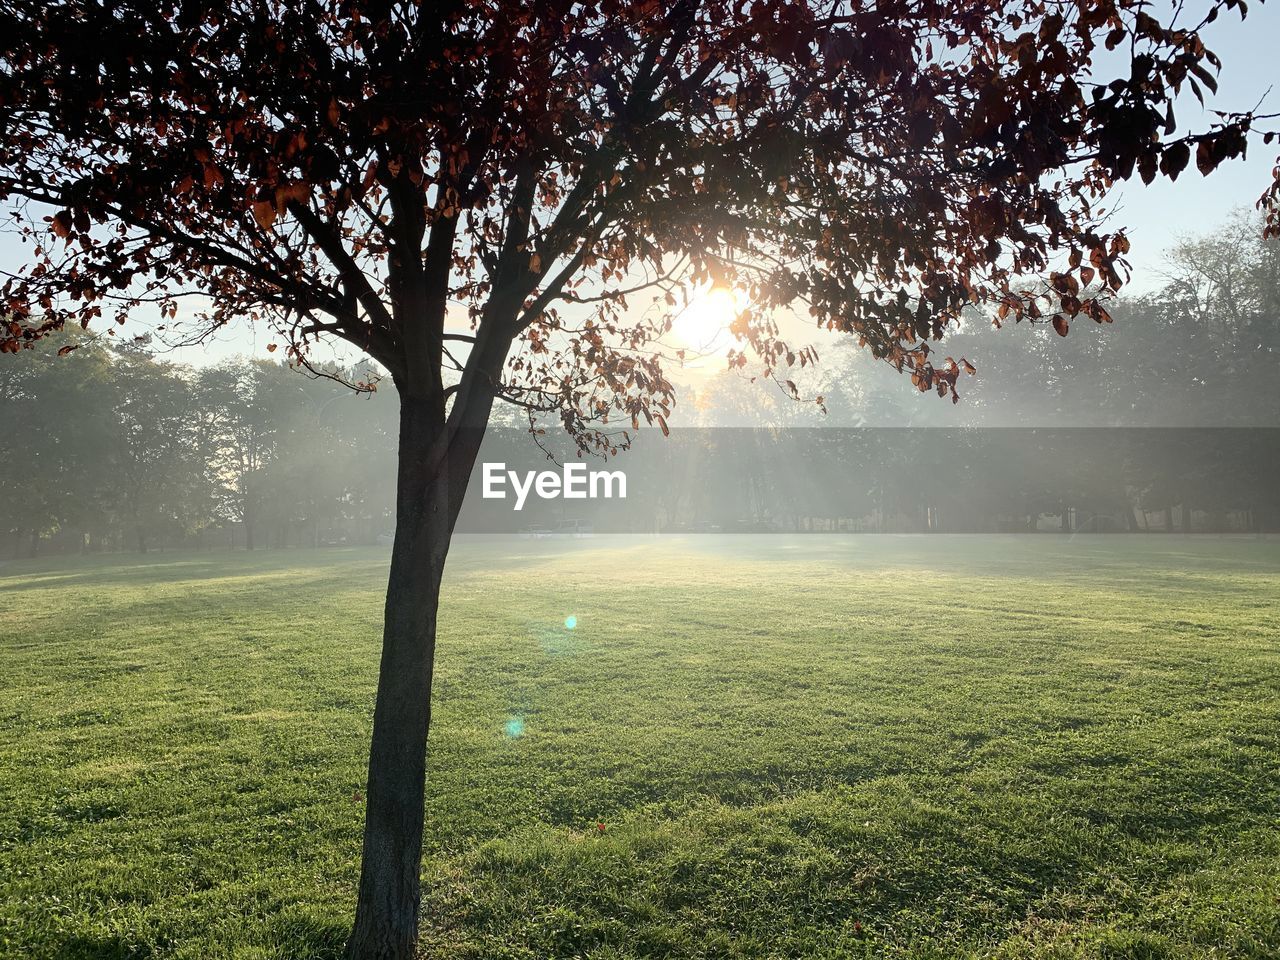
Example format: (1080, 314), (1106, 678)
(866, 211), (1280, 429)
(110, 345), (211, 552)
(1, 1), (1275, 954)
(259, 364), (396, 546)
(0, 338), (116, 555)
(1142, 212), (1280, 423)
(194, 361), (283, 550)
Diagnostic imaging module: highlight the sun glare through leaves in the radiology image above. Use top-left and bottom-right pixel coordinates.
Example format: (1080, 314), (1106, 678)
(671, 286), (741, 362)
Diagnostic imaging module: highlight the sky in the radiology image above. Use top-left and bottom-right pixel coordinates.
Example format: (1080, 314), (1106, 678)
(2, 2), (1276, 378)
(1107, 0), (1278, 285)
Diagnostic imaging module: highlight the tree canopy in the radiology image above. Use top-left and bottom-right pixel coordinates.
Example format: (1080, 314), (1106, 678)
(2, 0), (1275, 437)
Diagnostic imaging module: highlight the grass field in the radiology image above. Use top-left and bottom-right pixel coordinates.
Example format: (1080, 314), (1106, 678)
(1, 535), (1279, 960)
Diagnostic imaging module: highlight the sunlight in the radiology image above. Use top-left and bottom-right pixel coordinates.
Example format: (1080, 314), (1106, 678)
(670, 286), (739, 357)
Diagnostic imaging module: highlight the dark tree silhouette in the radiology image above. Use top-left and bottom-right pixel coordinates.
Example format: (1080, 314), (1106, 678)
(1, 0), (1275, 955)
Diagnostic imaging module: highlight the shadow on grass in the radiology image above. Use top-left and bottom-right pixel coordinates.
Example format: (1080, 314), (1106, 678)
(57, 913), (349, 960)
(0, 548), (390, 593)
(54, 937), (152, 960)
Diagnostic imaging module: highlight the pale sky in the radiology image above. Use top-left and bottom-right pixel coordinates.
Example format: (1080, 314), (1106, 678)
(2, 2), (1276, 376)
(1108, 0), (1278, 286)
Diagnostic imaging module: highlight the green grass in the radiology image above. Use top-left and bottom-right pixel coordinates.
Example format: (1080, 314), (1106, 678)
(1, 535), (1279, 960)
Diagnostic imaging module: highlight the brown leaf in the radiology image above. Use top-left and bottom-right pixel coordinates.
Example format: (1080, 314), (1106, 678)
(1051, 315), (1069, 337)
(51, 210), (73, 238)
(252, 200), (277, 230)
(1196, 139), (1215, 176)
(274, 181), (310, 211)
(1138, 152), (1157, 185)
(1160, 141), (1190, 180)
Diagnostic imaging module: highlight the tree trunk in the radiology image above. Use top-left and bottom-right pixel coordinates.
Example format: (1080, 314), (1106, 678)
(346, 393), (483, 960)
(245, 492), (256, 550)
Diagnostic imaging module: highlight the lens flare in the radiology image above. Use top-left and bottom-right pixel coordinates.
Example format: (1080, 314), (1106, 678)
(504, 716), (525, 738)
(564, 615), (577, 630)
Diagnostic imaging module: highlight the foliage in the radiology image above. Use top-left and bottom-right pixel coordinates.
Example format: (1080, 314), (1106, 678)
(1, 0), (1275, 438)
(0, 345), (395, 555)
(687, 213), (1280, 428)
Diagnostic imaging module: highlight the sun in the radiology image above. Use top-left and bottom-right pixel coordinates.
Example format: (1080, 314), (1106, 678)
(670, 286), (738, 356)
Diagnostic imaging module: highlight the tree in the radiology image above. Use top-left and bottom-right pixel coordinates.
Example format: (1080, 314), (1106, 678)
(1142, 210), (1280, 424)
(0, 336), (117, 555)
(194, 360), (281, 549)
(110, 344), (212, 552)
(1, 0), (1275, 955)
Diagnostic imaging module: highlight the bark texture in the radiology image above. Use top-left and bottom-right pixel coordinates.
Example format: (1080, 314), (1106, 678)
(346, 376), (497, 959)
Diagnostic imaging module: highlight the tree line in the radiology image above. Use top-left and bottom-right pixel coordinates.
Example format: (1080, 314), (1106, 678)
(454, 427), (1278, 535)
(3, 215), (1277, 556)
(0, 347), (396, 557)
